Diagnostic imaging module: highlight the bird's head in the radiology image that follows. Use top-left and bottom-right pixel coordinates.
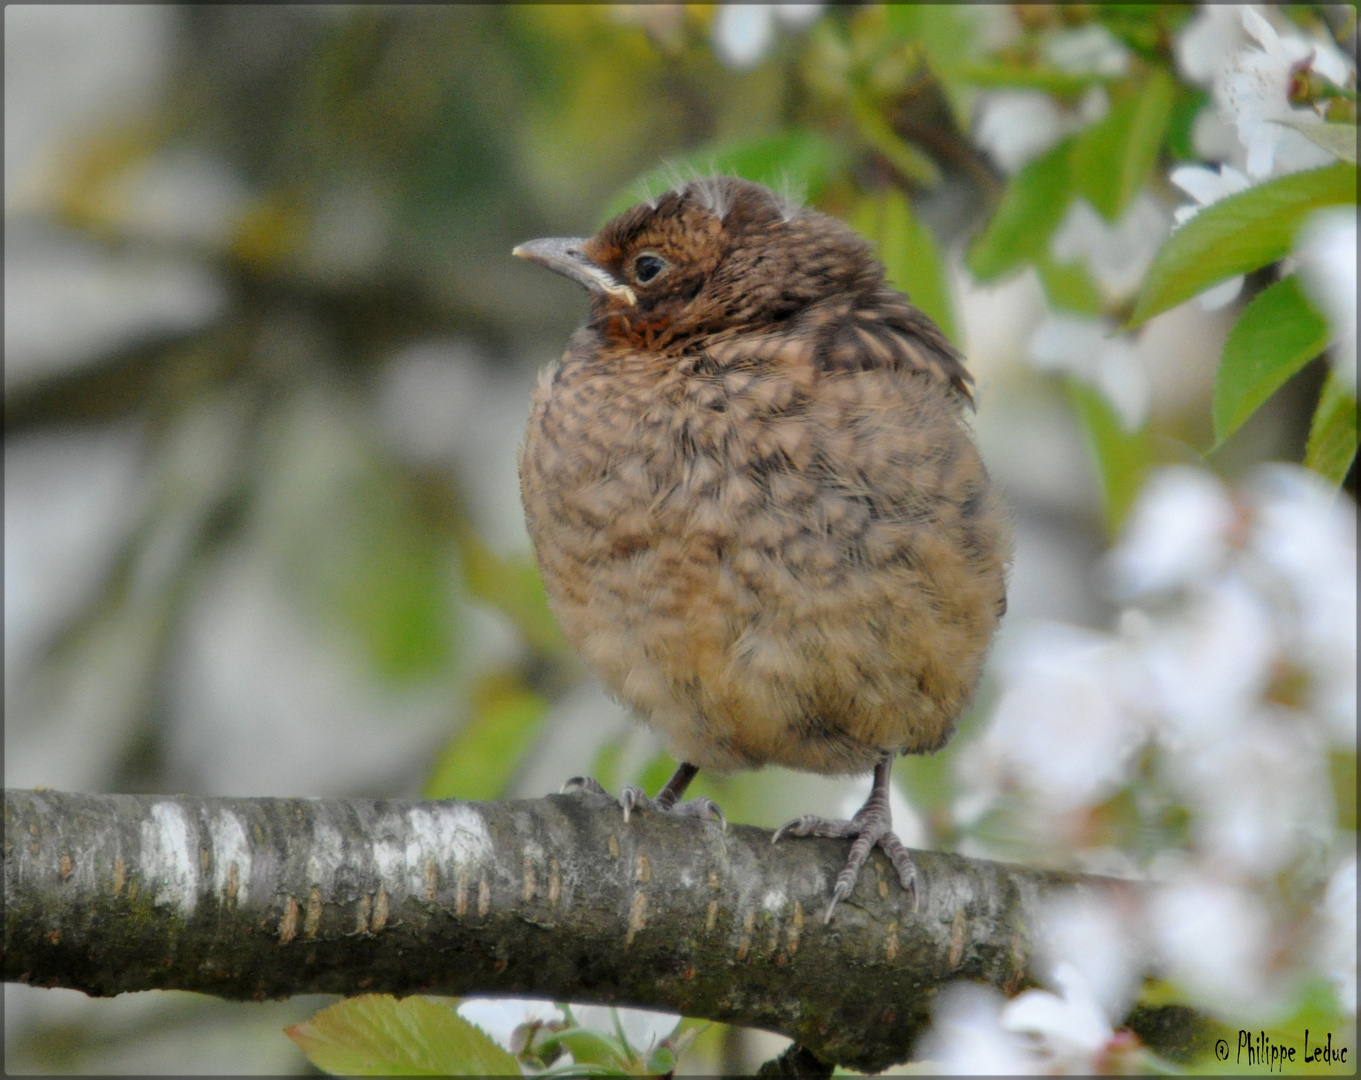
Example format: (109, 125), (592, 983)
(514, 176), (882, 347)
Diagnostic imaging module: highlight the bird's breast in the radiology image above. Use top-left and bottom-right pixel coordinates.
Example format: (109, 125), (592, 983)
(519, 342), (1010, 773)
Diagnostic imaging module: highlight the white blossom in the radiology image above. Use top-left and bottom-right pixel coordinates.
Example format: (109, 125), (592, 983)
(1217, 7), (1355, 178)
(1150, 876), (1276, 1014)
(1316, 855), (1358, 1015)
(1176, 4), (1251, 88)
(1191, 105), (1247, 167)
(1002, 962), (1116, 1073)
(1168, 164), (1253, 308)
(1036, 894), (1144, 1023)
(711, 4), (822, 69)
(918, 983), (1040, 1074)
(1169, 163), (1253, 228)
(457, 998), (564, 1051)
(961, 622), (1147, 818)
(1028, 313), (1151, 431)
(972, 85), (1109, 175)
(959, 461), (1354, 1033)
(921, 962), (1134, 1075)
(1139, 572), (1278, 748)
(972, 92), (1069, 175)
(1051, 194), (1170, 303)
(456, 1000), (681, 1059)
(1245, 465), (1357, 742)
(1167, 707), (1333, 879)
(1044, 24), (1130, 77)
(1295, 206), (1358, 395)
(570, 1005), (681, 1054)
(1105, 466), (1238, 597)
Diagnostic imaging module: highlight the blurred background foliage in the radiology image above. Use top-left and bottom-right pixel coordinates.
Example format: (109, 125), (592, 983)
(5, 4), (1355, 1074)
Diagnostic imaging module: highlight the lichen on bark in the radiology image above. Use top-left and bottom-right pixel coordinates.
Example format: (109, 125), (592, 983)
(5, 787), (1142, 1071)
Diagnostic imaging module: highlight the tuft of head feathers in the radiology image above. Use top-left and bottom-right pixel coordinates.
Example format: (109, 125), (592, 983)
(635, 161), (806, 223)
(687, 173), (746, 220)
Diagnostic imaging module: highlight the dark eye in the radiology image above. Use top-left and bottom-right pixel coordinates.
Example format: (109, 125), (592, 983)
(632, 253), (668, 284)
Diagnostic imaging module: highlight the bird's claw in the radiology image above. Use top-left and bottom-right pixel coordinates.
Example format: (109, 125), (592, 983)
(771, 814), (832, 844)
(772, 804), (918, 922)
(823, 879), (853, 925)
(563, 777), (725, 829)
(621, 785), (726, 829)
(561, 775), (610, 797)
(619, 784), (646, 823)
(674, 797), (727, 831)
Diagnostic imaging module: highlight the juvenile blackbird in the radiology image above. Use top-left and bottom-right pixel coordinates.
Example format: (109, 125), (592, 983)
(515, 176), (1010, 921)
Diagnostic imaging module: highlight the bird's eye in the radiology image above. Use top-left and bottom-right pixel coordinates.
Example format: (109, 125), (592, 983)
(632, 253), (668, 284)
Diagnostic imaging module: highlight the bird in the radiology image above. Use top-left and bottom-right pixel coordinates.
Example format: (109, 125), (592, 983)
(514, 175), (1010, 922)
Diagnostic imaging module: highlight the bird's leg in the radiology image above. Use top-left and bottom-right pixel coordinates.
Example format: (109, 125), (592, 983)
(649, 761), (700, 810)
(622, 762), (726, 826)
(772, 753), (917, 923)
(562, 762), (725, 828)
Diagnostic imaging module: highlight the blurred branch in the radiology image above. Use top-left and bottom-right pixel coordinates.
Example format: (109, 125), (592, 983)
(3, 242), (511, 438)
(2, 788), (1198, 1071)
(3, 329), (214, 434)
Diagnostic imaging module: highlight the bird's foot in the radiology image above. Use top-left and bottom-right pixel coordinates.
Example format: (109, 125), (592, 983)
(772, 809), (916, 922)
(561, 766), (725, 829)
(772, 756), (916, 922)
(619, 784), (726, 828)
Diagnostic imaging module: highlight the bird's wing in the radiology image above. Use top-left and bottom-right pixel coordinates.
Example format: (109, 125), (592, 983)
(700, 293), (975, 408)
(833, 291), (975, 407)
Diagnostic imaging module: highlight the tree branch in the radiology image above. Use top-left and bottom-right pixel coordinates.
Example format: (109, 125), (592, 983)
(4, 788), (1137, 1071)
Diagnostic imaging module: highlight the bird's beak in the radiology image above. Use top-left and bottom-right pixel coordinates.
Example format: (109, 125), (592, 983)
(512, 237), (636, 306)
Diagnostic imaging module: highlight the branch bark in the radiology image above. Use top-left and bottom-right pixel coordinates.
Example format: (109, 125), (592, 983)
(4, 788), (1137, 1072)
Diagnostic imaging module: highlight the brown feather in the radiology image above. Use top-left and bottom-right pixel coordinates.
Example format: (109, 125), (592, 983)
(519, 176), (1009, 777)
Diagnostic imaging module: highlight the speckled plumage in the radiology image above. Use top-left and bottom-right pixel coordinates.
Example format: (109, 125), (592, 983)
(516, 176), (1010, 915)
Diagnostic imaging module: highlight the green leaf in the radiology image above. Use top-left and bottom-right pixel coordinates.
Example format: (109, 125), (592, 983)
(1070, 69), (1174, 221)
(600, 130), (846, 221)
(1277, 119), (1358, 164)
(853, 189), (958, 340)
(535, 1064), (629, 1078)
(1129, 162), (1359, 327)
(1331, 748), (1357, 833)
(954, 62), (1113, 97)
(260, 398), (458, 682)
(883, 4), (978, 73)
(1067, 379), (1152, 535)
(892, 745), (955, 823)
(881, 5), (981, 126)
(458, 529), (565, 658)
(646, 1045), (678, 1075)
(1095, 4), (1194, 57)
(1305, 371), (1359, 486)
(287, 995), (519, 1076)
(1166, 86), (1210, 162)
(330, 503), (458, 681)
(1034, 249), (1106, 315)
(850, 95), (943, 188)
(423, 674), (548, 800)
(540, 1025), (629, 1069)
(1213, 275), (1331, 446)
(967, 136), (1075, 281)
(587, 740), (622, 794)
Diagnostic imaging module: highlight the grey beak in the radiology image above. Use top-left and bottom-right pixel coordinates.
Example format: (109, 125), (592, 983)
(512, 237), (636, 305)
